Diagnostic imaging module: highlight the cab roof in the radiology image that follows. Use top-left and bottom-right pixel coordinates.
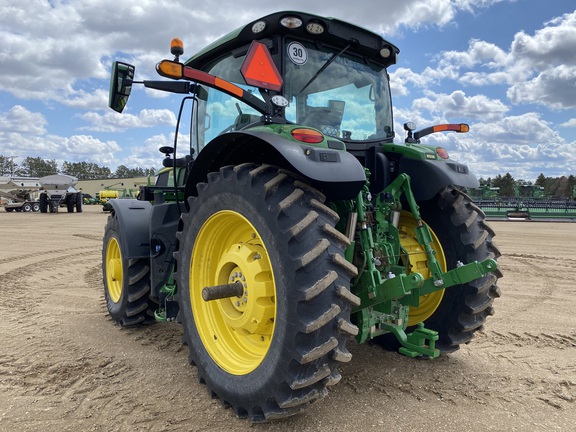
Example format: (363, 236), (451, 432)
(185, 11), (399, 70)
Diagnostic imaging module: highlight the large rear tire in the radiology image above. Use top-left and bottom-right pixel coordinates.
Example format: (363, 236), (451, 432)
(66, 195), (75, 213)
(102, 213), (157, 326)
(407, 186), (502, 351)
(175, 164), (360, 422)
(76, 192), (83, 212)
(39, 193), (48, 213)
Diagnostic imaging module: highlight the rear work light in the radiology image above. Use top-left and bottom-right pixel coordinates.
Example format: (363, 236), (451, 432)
(291, 128), (324, 144)
(281, 16), (303, 29)
(251, 20), (267, 34)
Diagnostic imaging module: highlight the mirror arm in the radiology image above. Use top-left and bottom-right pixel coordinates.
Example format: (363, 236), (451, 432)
(143, 80), (192, 94)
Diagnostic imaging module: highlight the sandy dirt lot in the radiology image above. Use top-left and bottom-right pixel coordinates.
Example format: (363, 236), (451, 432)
(1, 205), (574, 431)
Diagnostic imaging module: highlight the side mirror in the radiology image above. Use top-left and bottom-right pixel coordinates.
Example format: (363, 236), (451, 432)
(109, 61), (135, 113)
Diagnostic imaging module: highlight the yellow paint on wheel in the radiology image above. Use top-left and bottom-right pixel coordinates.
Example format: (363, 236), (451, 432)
(398, 211), (447, 326)
(105, 237), (123, 303)
(190, 210), (276, 375)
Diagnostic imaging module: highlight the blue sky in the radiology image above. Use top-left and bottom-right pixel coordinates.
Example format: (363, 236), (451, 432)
(1, 0), (575, 182)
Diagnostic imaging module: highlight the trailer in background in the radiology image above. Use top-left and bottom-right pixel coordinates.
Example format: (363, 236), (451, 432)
(0, 174), (83, 213)
(39, 174), (82, 213)
(0, 176), (41, 212)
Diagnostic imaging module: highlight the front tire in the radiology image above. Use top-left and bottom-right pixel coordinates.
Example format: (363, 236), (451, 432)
(102, 213), (157, 326)
(175, 164), (360, 422)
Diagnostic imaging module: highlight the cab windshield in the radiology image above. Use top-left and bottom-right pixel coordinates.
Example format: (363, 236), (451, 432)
(283, 39), (394, 142)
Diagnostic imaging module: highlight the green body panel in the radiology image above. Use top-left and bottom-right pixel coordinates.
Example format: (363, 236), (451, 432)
(245, 124), (347, 150)
(380, 142), (441, 161)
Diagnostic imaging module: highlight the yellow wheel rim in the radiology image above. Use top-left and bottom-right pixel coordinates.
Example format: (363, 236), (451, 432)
(105, 237), (123, 303)
(190, 210), (276, 375)
(398, 211), (447, 326)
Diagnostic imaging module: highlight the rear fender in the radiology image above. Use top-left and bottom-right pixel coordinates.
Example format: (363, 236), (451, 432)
(399, 158), (479, 201)
(108, 199), (152, 259)
(185, 130), (366, 200)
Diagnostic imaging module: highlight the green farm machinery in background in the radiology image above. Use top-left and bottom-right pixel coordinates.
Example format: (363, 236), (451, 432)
(470, 184), (576, 221)
(103, 11), (502, 422)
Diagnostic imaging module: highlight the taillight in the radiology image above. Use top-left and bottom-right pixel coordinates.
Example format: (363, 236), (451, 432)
(436, 147), (449, 159)
(291, 128), (324, 144)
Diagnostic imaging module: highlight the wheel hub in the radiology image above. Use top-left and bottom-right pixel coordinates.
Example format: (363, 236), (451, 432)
(109, 258), (122, 282)
(215, 243), (275, 336)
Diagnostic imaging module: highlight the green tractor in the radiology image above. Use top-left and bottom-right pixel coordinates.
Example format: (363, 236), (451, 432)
(103, 11), (501, 422)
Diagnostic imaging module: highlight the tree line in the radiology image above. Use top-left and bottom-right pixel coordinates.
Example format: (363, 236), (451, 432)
(0, 155), (155, 180)
(1, 155), (574, 198)
(479, 173), (576, 199)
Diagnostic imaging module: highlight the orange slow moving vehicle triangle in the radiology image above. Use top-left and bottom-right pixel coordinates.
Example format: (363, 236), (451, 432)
(241, 41), (283, 91)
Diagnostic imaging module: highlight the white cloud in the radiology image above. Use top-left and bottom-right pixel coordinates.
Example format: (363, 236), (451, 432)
(63, 88), (110, 110)
(79, 109), (177, 132)
(440, 39), (509, 70)
(121, 133), (175, 170)
(472, 112), (563, 145)
(507, 64), (576, 109)
(560, 118), (576, 128)
(0, 0), (514, 102)
(0, 132), (121, 167)
(450, 113), (575, 178)
(412, 90), (509, 121)
(0, 105), (47, 135)
(59, 135), (121, 158)
(0, 105), (121, 166)
(390, 67), (436, 96)
(420, 10), (576, 110)
(510, 12), (576, 70)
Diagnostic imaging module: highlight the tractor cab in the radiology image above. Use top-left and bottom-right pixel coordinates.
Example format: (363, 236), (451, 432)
(111, 11), (398, 162)
(183, 17), (398, 149)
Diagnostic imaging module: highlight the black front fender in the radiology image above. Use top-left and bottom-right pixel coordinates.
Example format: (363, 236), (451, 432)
(108, 199), (152, 259)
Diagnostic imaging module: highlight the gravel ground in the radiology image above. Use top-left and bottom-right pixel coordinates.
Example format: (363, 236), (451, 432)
(1, 206), (574, 431)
